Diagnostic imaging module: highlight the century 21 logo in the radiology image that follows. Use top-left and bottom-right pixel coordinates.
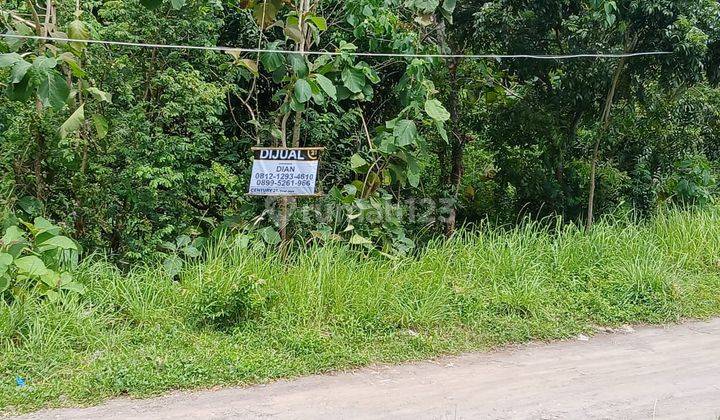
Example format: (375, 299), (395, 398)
(259, 149), (320, 160)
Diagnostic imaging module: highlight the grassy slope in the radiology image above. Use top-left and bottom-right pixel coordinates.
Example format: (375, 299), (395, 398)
(2, 208), (720, 413)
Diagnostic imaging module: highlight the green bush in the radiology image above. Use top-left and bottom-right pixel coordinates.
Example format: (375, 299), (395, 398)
(184, 258), (268, 330)
(0, 216), (85, 302)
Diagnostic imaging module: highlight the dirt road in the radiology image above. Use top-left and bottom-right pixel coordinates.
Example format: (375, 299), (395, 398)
(16, 319), (720, 419)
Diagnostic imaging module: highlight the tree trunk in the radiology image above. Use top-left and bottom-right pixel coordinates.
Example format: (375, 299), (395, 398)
(28, 0), (53, 200)
(586, 55), (628, 231)
(445, 57), (464, 236)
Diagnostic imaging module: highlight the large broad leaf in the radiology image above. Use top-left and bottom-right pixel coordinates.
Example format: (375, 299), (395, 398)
(407, 0), (440, 13)
(60, 281), (86, 294)
(0, 253), (12, 276)
(33, 217), (61, 235)
(0, 52), (22, 68)
(341, 67), (366, 93)
(284, 25), (303, 43)
(0, 275), (9, 293)
(407, 169), (420, 187)
(349, 234), (372, 245)
(1, 226), (24, 245)
(260, 41), (285, 71)
(314, 74), (337, 100)
(259, 226), (281, 245)
(14, 256), (48, 277)
(164, 255), (183, 278)
(68, 20), (90, 53)
(59, 104), (85, 139)
(10, 60), (31, 84)
(38, 70), (70, 110)
(294, 79), (313, 103)
(436, 121), (449, 143)
(59, 52), (86, 78)
(307, 15), (328, 31)
(237, 58), (259, 76)
(33, 56), (57, 70)
(350, 154), (369, 172)
(287, 54), (308, 77)
(394, 119), (418, 146)
(85, 87), (112, 103)
(441, 0), (456, 22)
(93, 114), (108, 139)
(38, 235), (78, 251)
(424, 99), (451, 122)
(253, 2), (278, 29)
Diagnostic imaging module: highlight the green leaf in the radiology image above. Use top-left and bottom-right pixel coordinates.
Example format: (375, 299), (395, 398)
(342, 67), (366, 93)
(164, 255), (183, 277)
(10, 60), (31, 84)
(33, 56), (57, 70)
(59, 52), (85, 78)
(442, 0), (457, 13)
(0, 253), (12, 276)
(38, 70), (70, 110)
(259, 226), (281, 245)
(441, 0), (456, 22)
(357, 62), (380, 84)
(237, 58), (259, 76)
(38, 235), (78, 251)
(85, 87), (113, 103)
(394, 119), (418, 147)
(253, 2), (278, 29)
(60, 281), (86, 293)
(33, 217), (61, 235)
(284, 25), (303, 43)
(1, 226), (24, 245)
(0, 275), (9, 293)
(260, 41), (285, 71)
(408, 0), (440, 13)
(40, 270), (61, 288)
(408, 169), (420, 187)
(0, 53), (22, 68)
(436, 121), (449, 143)
(183, 246), (201, 258)
(349, 234), (372, 245)
(314, 74), (337, 100)
(93, 114), (108, 139)
(307, 15), (328, 31)
(176, 234), (191, 248)
(424, 99), (451, 122)
(59, 104), (85, 139)
(14, 256), (48, 277)
(350, 154), (369, 170)
(288, 54), (308, 78)
(68, 20), (90, 52)
(170, 0), (186, 9)
(294, 78), (313, 103)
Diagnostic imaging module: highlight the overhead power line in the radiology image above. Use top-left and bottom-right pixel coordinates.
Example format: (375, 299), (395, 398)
(2, 34), (675, 60)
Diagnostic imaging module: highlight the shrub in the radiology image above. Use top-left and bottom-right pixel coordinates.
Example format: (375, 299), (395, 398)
(0, 216), (85, 302)
(185, 259), (268, 330)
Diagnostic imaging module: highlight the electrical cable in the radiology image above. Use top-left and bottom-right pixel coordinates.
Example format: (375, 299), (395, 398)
(1, 34), (675, 60)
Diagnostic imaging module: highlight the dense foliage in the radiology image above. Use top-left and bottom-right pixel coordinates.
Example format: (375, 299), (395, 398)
(1, 0), (719, 262)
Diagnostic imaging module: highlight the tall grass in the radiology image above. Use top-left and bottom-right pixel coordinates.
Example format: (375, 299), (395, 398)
(3, 208), (720, 413)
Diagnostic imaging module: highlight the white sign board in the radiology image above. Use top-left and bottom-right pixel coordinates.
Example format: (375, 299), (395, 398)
(248, 148), (321, 196)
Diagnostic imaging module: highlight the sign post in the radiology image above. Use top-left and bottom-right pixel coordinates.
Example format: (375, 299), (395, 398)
(248, 147), (324, 240)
